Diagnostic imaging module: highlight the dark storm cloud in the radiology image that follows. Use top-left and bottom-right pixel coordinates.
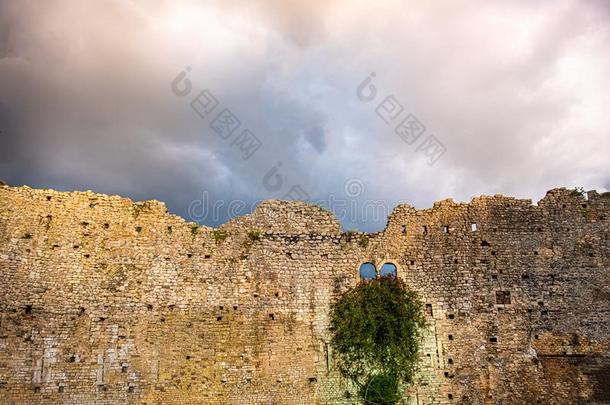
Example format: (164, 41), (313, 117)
(0, 0), (608, 230)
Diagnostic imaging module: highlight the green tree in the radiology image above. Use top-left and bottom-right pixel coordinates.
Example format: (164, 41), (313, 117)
(329, 276), (425, 404)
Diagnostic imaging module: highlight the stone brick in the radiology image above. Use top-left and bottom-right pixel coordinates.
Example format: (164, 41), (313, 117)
(0, 184), (609, 404)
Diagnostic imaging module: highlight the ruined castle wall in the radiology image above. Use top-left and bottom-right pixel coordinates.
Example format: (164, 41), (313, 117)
(0, 185), (608, 404)
(378, 189), (610, 404)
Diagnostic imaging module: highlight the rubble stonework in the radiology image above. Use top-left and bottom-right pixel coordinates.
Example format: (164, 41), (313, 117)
(0, 184), (609, 404)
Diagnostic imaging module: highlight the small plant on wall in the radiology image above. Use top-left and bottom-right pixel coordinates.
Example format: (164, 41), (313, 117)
(329, 276), (425, 404)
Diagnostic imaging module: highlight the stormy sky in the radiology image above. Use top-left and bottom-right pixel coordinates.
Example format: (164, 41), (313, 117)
(0, 0), (609, 231)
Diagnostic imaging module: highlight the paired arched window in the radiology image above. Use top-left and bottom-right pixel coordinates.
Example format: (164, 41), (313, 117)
(358, 262), (398, 279)
(380, 263), (397, 277)
(359, 262), (376, 280)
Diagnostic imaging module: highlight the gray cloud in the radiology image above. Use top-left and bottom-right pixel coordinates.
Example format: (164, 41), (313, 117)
(0, 0), (608, 231)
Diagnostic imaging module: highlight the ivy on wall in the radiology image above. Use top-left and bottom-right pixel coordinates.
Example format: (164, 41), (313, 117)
(329, 276), (425, 404)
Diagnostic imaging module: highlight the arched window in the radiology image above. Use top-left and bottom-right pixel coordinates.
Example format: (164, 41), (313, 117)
(380, 263), (397, 278)
(359, 263), (376, 280)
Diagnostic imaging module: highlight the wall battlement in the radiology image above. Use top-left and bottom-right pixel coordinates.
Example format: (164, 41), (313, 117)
(0, 184), (609, 404)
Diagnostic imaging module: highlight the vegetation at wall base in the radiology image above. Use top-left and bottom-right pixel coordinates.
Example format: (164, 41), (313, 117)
(329, 275), (425, 404)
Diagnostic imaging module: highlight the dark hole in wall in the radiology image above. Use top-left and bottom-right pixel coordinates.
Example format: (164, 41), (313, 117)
(217, 316), (222, 321)
(308, 377), (317, 383)
(204, 254), (211, 259)
(448, 394), (453, 400)
(46, 196), (52, 201)
(425, 304), (433, 316)
(58, 385), (64, 393)
(496, 291), (511, 305)
(401, 225), (407, 234)
(25, 305), (32, 314)
(69, 355), (76, 363)
(33, 386), (40, 393)
(481, 240), (491, 247)
(422, 225), (427, 234)
(122, 364), (128, 373)
(187, 253), (192, 258)
(135, 226), (142, 233)
(269, 313), (275, 320)
(128, 385), (134, 393)
(521, 274), (530, 280)
(233, 305), (238, 310)
(448, 334), (454, 340)
(448, 358), (453, 364)
(448, 314), (455, 320)
(147, 304), (153, 311)
(103, 223), (109, 229)
(489, 336), (498, 343)
(491, 274), (497, 280)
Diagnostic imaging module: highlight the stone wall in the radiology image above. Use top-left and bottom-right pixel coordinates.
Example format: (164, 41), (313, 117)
(0, 184), (608, 404)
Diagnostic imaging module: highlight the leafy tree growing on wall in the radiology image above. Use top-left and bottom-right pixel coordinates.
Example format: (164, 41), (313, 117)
(329, 275), (425, 404)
